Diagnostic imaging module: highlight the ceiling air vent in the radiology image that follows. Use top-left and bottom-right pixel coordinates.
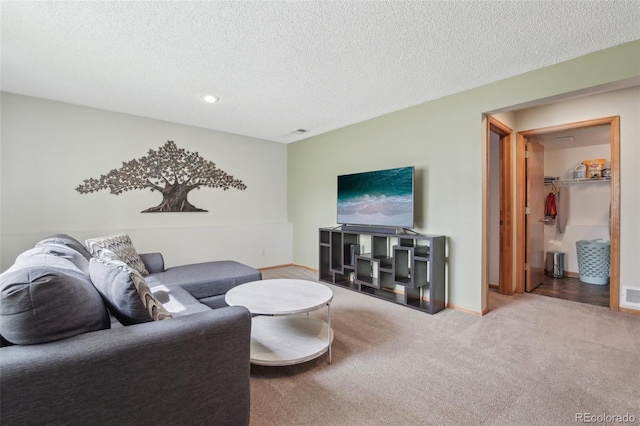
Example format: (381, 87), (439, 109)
(291, 129), (308, 135)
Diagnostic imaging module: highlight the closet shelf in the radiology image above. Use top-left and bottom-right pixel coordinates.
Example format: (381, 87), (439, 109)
(544, 177), (610, 184)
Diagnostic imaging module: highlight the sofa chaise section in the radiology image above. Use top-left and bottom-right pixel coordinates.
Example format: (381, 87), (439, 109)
(144, 257), (262, 309)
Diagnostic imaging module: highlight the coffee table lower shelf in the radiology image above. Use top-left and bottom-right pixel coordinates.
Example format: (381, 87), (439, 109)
(250, 315), (334, 366)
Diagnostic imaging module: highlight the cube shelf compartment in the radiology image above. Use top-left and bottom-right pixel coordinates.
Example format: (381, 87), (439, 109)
(318, 228), (446, 314)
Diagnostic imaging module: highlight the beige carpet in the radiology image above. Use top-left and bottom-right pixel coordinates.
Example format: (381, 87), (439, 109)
(251, 266), (639, 425)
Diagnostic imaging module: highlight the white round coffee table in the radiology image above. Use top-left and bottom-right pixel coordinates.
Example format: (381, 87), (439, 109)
(225, 279), (334, 366)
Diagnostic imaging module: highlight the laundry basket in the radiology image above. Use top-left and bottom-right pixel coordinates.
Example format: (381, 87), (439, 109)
(576, 239), (610, 285)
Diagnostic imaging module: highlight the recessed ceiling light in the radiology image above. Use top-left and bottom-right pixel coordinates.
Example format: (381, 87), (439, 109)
(201, 95), (219, 104)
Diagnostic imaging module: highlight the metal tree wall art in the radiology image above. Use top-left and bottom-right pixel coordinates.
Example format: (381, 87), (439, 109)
(76, 140), (247, 212)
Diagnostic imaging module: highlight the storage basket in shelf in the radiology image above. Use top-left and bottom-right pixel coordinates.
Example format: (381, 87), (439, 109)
(575, 239), (610, 285)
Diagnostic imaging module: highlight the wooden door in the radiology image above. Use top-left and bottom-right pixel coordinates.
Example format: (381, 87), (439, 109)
(526, 140), (545, 292)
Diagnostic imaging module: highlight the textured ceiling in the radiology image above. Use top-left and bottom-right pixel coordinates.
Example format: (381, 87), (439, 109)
(2, 1), (639, 143)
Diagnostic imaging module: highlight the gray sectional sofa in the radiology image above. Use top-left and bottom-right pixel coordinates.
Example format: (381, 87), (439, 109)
(0, 234), (262, 426)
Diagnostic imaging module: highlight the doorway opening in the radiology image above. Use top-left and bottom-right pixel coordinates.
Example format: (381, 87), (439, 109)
(486, 117), (513, 297)
(484, 115), (620, 312)
(515, 117), (620, 310)
(526, 125), (611, 307)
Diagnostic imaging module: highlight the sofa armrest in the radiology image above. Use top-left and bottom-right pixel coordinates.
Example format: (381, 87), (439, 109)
(0, 306), (251, 426)
(139, 252), (165, 273)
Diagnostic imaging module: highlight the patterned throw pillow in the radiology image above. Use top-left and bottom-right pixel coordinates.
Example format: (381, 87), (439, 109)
(85, 233), (149, 276)
(89, 258), (171, 325)
(128, 267), (172, 322)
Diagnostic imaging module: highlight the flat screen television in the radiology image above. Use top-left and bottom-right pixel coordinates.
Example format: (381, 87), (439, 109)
(337, 166), (414, 228)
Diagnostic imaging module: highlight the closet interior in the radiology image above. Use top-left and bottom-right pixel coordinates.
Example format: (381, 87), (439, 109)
(534, 124), (611, 306)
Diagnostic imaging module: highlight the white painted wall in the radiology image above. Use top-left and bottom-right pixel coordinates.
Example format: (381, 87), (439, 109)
(0, 93), (292, 271)
(515, 86), (640, 309)
(543, 144), (611, 274)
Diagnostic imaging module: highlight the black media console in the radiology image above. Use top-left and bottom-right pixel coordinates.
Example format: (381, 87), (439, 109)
(319, 228), (446, 314)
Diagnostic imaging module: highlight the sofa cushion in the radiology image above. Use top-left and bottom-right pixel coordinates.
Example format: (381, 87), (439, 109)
(198, 294), (229, 310)
(35, 234), (93, 261)
(0, 266), (110, 345)
(144, 260), (262, 300)
(15, 244), (90, 275)
(85, 233), (149, 275)
(89, 258), (172, 325)
(149, 284), (211, 317)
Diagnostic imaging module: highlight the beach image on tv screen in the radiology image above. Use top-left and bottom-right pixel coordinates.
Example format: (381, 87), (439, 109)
(337, 167), (413, 227)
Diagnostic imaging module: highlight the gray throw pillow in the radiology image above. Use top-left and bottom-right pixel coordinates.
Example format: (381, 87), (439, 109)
(0, 266), (110, 345)
(85, 233), (149, 275)
(89, 258), (172, 325)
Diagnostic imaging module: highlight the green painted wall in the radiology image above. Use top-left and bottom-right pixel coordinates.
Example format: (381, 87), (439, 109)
(288, 40), (640, 313)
